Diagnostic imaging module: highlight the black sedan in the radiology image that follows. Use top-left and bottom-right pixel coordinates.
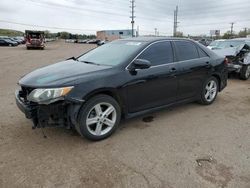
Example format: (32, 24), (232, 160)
(16, 37), (228, 141)
(0, 39), (18, 46)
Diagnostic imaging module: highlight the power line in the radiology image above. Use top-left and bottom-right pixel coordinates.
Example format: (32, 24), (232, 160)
(0, 20), (97, 32)
(179, 19), (250, 27)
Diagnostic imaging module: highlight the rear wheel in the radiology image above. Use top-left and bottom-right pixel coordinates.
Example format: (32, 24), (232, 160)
(76, 94), (121, 141)
(199, 76), (218, 105)
(240, 65), (250, 80)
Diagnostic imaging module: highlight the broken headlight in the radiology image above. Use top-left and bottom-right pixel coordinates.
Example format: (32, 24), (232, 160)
(27, 86), (74, 104)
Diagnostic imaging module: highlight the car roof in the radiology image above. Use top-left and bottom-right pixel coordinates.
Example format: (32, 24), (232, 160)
(230, 38), (250, 41)
(213, 39), (225, 41)
(120, 37), (194, 43)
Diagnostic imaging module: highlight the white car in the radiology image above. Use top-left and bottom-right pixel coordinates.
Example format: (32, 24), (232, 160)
(207, 39), (225, 50)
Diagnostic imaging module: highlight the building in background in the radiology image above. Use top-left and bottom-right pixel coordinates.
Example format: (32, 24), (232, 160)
(96, 29), (134, 41)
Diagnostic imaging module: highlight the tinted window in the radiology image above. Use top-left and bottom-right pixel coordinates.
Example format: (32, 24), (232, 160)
(175, 41), (199, 61)
(198, 47), (208, 58)
(137, 41), (173, 66)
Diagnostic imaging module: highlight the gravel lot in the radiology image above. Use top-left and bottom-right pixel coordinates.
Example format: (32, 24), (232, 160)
(0, 40), (250, 188)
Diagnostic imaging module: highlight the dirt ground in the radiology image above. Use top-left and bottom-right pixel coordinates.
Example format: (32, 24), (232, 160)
(0, 40), (250, 188)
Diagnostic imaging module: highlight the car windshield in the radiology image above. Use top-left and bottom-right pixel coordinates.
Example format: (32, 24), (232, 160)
(77, 40), (144, 66)
(216, 40), (244, 49)
(209, 40), (223, 47)
(4, 39), (12, 42)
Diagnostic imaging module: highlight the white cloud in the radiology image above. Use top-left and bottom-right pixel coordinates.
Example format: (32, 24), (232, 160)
(0, 0), (249, 36)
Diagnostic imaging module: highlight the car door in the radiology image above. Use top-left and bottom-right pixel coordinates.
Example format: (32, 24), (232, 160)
(125, 41), (179, 113)
(0, 40), (6, 46)
(173, 40), (211, 100)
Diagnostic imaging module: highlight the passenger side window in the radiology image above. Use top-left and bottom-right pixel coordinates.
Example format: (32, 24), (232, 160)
(137, 41), (174, 66)
(174, 41), (199, 61)
(197, 47), (209, 58)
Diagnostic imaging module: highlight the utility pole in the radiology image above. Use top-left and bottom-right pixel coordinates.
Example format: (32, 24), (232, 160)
(230, 22), (234, 37)
(155, 28), (157, 36)
(244, 27), (247, 37)
(136, 25), (139, 37)
(130, 0), (135, 37)
(173, 5), (178, 37)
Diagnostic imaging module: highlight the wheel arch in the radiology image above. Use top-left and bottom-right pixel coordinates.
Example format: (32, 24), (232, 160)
(82, 88), (125, 115)
(211, 73), (221, 91)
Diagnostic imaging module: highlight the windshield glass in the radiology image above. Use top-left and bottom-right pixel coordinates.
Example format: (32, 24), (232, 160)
(77, 40), (144, 66)
(209, 40), (223, 47)
(216, 40), (244, 49)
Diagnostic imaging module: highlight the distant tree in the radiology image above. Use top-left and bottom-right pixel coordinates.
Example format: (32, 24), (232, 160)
(238, 29), (250, 38)
(222, 31), (232, 39)
(59, 32), (70, 39)
(44, 30), (51, 38)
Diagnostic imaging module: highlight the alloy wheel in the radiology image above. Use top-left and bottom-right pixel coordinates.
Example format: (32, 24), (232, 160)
(86, 102), (117, 136)
(245, 65), (250, 78)
(205, 80), (217, 102)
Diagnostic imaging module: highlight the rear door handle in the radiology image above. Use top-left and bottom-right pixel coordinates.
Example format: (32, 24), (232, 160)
(170, 67), (177, 73)
(206, 62), (211, 68)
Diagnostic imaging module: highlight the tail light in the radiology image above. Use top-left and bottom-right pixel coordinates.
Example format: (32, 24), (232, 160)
(224, 57), (229, 65)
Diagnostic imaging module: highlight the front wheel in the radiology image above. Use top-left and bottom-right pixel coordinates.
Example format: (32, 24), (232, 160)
(240, 65), (250, 80)
(76, 94), (121, 141)
(199, 76), (219, 105)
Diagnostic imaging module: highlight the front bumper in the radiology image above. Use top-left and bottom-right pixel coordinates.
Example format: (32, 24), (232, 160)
(26, 44), (45, 48)
(15, 89), (82, 129)
(15, 90), (37, 119)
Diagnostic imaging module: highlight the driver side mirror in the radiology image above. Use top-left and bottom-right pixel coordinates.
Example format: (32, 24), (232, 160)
(129, 59), (151, 71)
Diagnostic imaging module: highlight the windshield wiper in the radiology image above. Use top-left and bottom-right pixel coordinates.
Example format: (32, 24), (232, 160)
(79, 60), (101, 66)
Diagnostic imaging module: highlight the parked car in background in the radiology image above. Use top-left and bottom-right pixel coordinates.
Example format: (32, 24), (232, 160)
(97, 40), (106, 46)
(65, 39), (76, 43)
(87, 39), (100, 44)
(16, 37), (227, 141)
(0, 38), (18, 46)
(207, 39), (225, 49)
(78, 39), (89, 44)
(199, 38), (213, 46)
(25, 30), (45, 49)
(212, 38), (250, 80)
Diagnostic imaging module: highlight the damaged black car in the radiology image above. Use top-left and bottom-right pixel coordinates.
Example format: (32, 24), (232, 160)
(16, 37), (227, 141)
(212, 38), (250, 80)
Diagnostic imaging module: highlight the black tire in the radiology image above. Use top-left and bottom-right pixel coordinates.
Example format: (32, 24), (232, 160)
(26, 47), (30, 50)
(198, 76), (219, 105)
(76, 94), (121, 141)
(240, 65), (250, 80)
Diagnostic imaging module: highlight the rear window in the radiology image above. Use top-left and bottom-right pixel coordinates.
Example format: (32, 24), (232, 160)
(174, 41), (199, 61)
(197, 47), (209, 58)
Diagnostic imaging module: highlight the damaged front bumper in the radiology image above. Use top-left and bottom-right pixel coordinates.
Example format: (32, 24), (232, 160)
(15, 89), (83, 129)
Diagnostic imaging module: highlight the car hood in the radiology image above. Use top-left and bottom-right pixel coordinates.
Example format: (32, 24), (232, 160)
(19, 59), (111, 87)
(212, 44), (249, 57)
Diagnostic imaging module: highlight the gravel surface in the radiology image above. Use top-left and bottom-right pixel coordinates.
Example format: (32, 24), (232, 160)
(0, 41), (250, 188)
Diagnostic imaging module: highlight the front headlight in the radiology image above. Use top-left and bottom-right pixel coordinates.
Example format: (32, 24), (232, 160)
(27, 86), (74, 104)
